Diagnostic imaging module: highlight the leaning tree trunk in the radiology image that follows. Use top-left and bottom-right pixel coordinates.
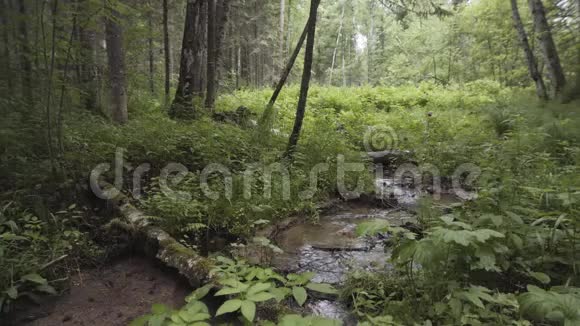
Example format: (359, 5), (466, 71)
(163, 0), (171, 106)
(170, 0), (202, 118)
(285, 0), (321, 160)
(105, 3), (128, 124)
(258, 19), (309, 129)
(528, 0), (566, 97)
(511, 0), (548, 100)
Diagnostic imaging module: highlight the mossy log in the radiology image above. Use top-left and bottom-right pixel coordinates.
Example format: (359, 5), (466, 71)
(101, 183), (212, 287)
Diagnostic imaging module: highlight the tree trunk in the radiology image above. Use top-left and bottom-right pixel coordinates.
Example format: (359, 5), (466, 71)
(79, 0), (99, 111)
(260, 19), (309, 127)
(192, 0), (206, 96)
(528, 0), (566, 97)
(148, 7), (155, 95)
(163, 0), (171, 106)
(170, 0), (202, 118)
(329, 1), (345, 85)
(18, 0), (33, 107)
(0, 0), (13, 91)
(205, 0), (231, 109)
(105, 2), (128, 124)
(205, 0), (216, 109)
(511, 0), (548, 100)
(280, 0), (285, 62)
(285, 0), (321, 159)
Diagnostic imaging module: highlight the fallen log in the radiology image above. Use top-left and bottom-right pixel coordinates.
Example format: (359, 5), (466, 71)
(100, 183), (212, 287)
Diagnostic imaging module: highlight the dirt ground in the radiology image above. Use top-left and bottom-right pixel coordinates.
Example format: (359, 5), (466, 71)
(5, 256), (191, 326)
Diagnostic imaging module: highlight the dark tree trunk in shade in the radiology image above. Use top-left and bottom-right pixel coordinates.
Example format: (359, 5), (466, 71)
(163, 0), (171, 105)
(0, 0), (12, 91)
(511, 0), (548, 100)
(18, 0), (33, 107)
(148, 9), (155, 94)
(205, 0), (231, 109)
(528, 0), (566, 97)
(285, 0), (321, 159)
(205, 0), (216, 109)
(170, 0), (202, 118)
(105, 3), (128, 124)
(193, 0), (207, 96)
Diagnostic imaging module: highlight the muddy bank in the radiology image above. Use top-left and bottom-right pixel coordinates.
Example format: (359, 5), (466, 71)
(6, 257), (191, 326)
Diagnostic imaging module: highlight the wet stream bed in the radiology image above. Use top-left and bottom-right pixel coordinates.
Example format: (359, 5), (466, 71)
(271, 177), (460, 322)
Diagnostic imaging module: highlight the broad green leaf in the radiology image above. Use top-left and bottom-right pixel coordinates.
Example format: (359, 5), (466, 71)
(188, 284), (213, 301)
(306, 283), (337, 294)
(529, 272), (551, 285)
(246, 291), (274, 302)
(215, 287), (243, 296)
(241, 300), (256, 322)
(247, 282), (271, 295)
(216, 299), (242, 316)
(292, 286), (307, 306)
(21, 273), (47, 285)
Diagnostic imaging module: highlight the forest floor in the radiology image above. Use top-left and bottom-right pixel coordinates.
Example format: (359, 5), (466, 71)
(6, 257), (191, 326)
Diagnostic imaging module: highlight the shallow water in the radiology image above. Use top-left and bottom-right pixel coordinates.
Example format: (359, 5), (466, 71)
(273, 178), (459, 322)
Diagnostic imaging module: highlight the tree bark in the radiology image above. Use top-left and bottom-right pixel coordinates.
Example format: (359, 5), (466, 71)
(280, 0), (285, 61)
(105, 2), (128, 124)
(511, 0), (548, 100)
(170, 0), (202, 118)
(18, 0), (33, 107)
(205, 0), (231, 109)
(0, 0), (13, 91)
(259, 19), (309, 127)
(285, 0), (321, 159)
(163, 0), (171, 106)
(205, 0), (216, 109)
(79, 0), (100, 111)
(329, 1), (345, 86)
(100, 182), (212, 287)
(148, 6), (155, 95)
(528, 0), (566, 97)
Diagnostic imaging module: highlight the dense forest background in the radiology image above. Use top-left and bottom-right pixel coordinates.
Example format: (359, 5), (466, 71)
(1, 0), (580, 325)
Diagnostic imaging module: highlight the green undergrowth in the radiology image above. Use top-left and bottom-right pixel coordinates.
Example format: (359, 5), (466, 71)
(1, 83), (579, 322)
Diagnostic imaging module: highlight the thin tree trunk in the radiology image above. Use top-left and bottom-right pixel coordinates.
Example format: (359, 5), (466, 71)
(285, 0), (321, 159)
(171, 0), (201, 118)
(105, 2), (128, 124)
(205, 0), (216, 109)
(511, 0), (548, 100)
(280, 0), (285, 61)
(148, 7), (155, 94)
(45, 0), (59, 175)
(528, 0), (566, 97)
(18, 0), (33, 107)
(262, 20), (309, 118)
(367, 0), (375, 85)
(286, 0), (292, 56)
(163, 0), (171, 106)
(329, 1), (345, 85)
